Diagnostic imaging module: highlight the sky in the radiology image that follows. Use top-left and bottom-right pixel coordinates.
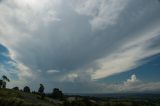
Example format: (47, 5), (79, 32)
(0, 0), (160, 93)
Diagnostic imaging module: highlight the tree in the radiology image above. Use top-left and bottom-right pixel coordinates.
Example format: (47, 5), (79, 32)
(0, 75), (10, 88)
(38, 84), (45, 99)
(38, 84), (44, 94)
(23, 86), (30, 93)
(2, 75), (10, 82)
(0, 80), (3, 88)
(2, 81), (6, 88)
(52, 88), (63, 99)
(12, 86), (19, 90)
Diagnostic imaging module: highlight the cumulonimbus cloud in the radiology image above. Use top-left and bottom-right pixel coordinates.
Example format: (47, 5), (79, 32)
(0, 0), (160, 92)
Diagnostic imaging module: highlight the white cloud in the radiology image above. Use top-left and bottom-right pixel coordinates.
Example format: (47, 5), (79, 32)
(73, 0), (129, 30)
(47, 69), (59, 74)
(124, 74), (139, 85)
(0, 0), (62, 80)
(56, 72), (78, 82)
(42, 10), (61, 26)
(16, 63), (33, 78)
(92, 24), (160, 79)
(98, 74), (160, 93)
(118, 74), (160, 92)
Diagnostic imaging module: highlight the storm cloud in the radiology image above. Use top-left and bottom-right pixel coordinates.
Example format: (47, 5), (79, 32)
(0, 0), (160, 93)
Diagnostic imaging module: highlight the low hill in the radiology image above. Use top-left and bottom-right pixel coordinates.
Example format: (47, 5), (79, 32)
(1, 88), (160, 106)
(0, 88), (62, 106)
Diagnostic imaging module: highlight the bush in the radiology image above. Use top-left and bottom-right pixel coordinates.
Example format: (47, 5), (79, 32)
(23, 86), (30, 93)
(0, 98), (38, 106)
(12, 87), (19, 91)
(52, 88), (63, 99)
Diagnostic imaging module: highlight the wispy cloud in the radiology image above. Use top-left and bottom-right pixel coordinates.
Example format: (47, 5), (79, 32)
(47, 69), (60, 74)
(92, 25), (160, 79)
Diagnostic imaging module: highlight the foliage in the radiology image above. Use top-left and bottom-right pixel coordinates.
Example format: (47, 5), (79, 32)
(0, 79), (160, 106)
(12, 86), (19, 91)
(38, 84), (44, 94)
(23, 86), (30, 93)
(0, 75), (10, 88)
(0, 98), (35, 106)
(38, 84), (45, 99)
(2, 75), (10, 82)
(0, 88), (57, 106)
(52, 88), (63, 99)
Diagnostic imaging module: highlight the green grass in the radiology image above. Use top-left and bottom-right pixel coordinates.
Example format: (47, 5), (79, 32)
(0, 88), (60, 106)
(1, 88), (160, 106)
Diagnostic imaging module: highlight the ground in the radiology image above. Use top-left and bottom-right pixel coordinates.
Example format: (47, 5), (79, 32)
(0, 88), (62, 106)
(0, 88), (160, 106)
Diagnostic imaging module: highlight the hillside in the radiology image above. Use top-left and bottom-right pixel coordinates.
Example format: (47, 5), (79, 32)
(0, 88), (62, 106)
(1, 88), (160, 106)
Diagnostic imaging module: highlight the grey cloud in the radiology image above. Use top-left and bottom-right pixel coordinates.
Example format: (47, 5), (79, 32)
(15, 0), (160, 72)
(0, 0), (160, 92)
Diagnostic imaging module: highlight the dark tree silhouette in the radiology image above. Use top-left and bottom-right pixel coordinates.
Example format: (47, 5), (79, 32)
(2, 75), (10, 82)
(12, 86), (19, 91)
(23, 86), (30, 93)
(52, 88), (63, 99)
(38, 84), (45, 99)
(0, 75), (10, 88)
(2, 81), (6, 88)
(0, 80), (3, 88)
(38, 84), (44, 93)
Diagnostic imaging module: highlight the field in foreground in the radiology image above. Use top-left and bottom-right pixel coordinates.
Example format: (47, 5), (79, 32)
(0, 88), (61, 106)
(0, 88), (160, 106)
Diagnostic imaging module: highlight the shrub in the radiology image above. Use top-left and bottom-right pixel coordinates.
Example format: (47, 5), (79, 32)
(23, 86), (30, 93)
(52, 88), (63, 99)
(13, 87), (19, 91)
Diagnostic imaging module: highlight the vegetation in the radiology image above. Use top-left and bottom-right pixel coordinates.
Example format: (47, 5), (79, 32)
(62, 96), (160, 106)
(0, 75), (10, 88)
(38, 84), (44, 94)
(0, 88), (59, 106)
(38, 84), (45, 99)
(23, 86), (31, 93)
(52, 88), (63, 99)
(12, 86), (19, 91)
(0, 75), (160, 106)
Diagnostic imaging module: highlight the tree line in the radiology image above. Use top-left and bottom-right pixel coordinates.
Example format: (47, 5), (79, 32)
(0, 75), (63, 99)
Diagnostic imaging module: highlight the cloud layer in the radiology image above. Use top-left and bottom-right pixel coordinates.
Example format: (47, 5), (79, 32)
(0, 0), (160, 93)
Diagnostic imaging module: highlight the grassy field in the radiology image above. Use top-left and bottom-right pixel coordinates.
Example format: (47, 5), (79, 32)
(0, 88), (160, 106)
(0, 88), (62, 106)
